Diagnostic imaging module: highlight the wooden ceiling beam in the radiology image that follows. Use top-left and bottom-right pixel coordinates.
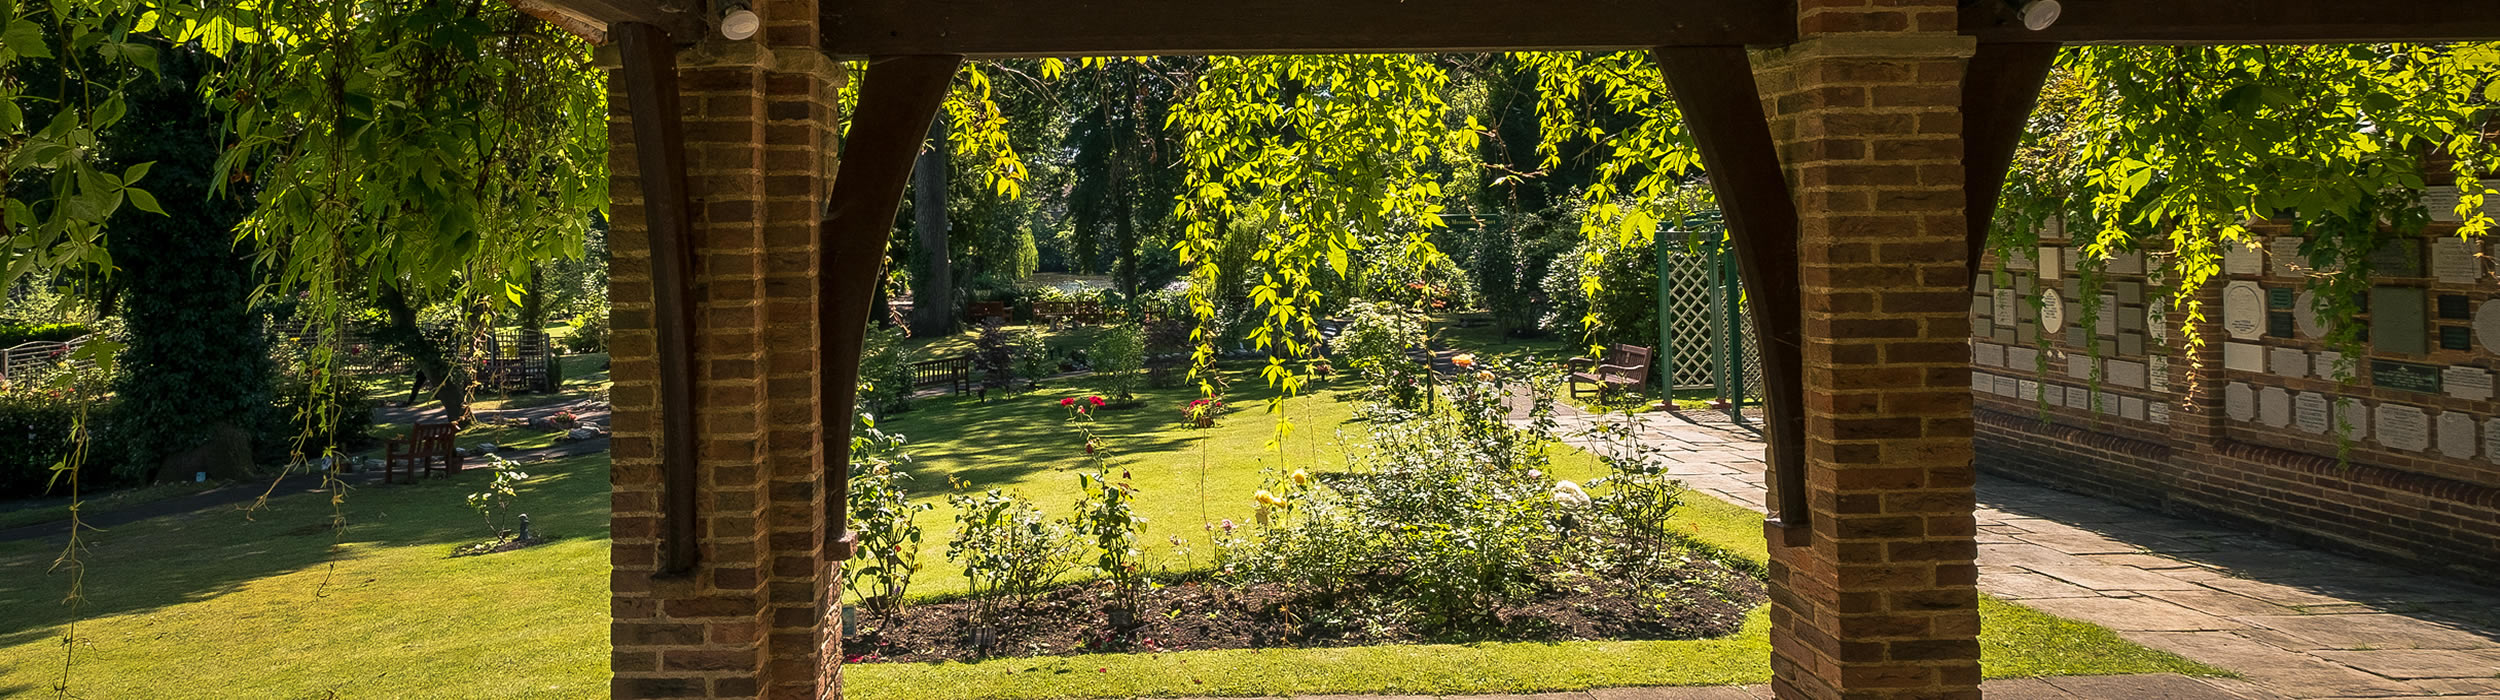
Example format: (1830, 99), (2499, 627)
(505, 0), (702, 44)
(822, 0), (1795, 58)
(1963, 0), (2500, 45)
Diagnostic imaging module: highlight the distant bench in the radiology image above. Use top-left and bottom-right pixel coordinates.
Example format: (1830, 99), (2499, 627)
(910, 355), (973, 395)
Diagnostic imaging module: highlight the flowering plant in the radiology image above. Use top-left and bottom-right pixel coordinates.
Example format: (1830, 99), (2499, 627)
(1182, 397), (1225, 427)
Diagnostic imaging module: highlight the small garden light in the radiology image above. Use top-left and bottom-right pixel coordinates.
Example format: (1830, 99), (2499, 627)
(717, 0), (759, 40)
(2016, 0), (2061, 31)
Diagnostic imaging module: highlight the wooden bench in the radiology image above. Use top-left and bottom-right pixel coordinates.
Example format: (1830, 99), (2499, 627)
(1567, 343), (1653, 400)
(383, 422), (462, 484)
(968, 301), (1009, 324)
(909, 355), (973, 395)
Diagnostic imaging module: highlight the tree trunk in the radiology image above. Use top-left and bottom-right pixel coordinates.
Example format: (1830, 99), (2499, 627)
(378, 284), (474, 425)
(1112, 67), (1141, 300)
(909, 114), (955, 338)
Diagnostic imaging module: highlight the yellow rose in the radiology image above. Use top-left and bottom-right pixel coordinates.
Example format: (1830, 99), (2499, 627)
(1289, 469), (1310, 485)
(1253, 489), (1286, 506)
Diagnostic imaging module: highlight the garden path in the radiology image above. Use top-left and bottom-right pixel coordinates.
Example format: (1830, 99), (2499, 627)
(1534, 409), (2500, 700)
(1189, 673), (2259, 698)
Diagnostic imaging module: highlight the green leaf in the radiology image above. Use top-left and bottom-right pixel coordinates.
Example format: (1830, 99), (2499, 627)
(125, 186), (164, 215)
(4, 19), (50, 59)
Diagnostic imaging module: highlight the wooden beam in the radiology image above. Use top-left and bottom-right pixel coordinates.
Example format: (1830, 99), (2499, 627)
(1651, 46), (1809, 546)
(820, 55), (962, 554)
(823, 0), (1794, 58)
(509, 0), (702, 42)
(1963, 0), (2500, 44)
(615, 22), (704, 576)
(1963, 42), (2059, 279)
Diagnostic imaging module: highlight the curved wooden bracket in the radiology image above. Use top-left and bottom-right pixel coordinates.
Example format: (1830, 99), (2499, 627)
(1963, 42), (2061, 280)
(820, 55), (963, 547)
(615, 22), (705, 575)
(1651, 46), (1809, 546)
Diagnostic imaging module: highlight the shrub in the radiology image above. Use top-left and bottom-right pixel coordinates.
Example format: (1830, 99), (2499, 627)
(1335, 301), (1429, 410)
(1072, 470), (1149, 626)
(971, 319), (1015, 395)
(0, 379), (118, 499)
(264, 358), (377, 462)
(858, 326), (917, 414)
(562, 300), (610, 354)
(945, 486), (1079, 629)
(1008, 328), (1053, 387)
(1088, 324), (1145, 400)
(0, 322), (90, 348)
(847, 417), (931, 622)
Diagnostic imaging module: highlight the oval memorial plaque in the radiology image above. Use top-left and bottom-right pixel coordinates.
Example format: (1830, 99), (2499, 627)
(2223, 281), (2265, 339)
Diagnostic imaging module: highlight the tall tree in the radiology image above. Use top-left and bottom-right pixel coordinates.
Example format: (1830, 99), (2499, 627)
(911, 115), (955, 338)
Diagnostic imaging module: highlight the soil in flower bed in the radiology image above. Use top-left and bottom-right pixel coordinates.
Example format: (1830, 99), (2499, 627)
(846, 553), (1765, 663)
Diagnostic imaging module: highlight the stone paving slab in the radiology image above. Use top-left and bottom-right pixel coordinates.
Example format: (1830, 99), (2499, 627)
(1537, 409), (2500, 700)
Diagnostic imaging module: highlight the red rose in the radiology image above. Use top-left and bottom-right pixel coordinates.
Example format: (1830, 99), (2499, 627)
(1060, 397), (1076, 407)
(1089, 396), (1105, 407)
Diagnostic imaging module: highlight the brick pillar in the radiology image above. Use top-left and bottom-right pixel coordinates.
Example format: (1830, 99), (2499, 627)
(606, 13), (848, 698)
(1753, 2), (1980, 698)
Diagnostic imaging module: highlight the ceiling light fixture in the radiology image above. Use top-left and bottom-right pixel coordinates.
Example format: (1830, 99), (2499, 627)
(2015, 0), (2062, 31)
(718, 0), (759, 40)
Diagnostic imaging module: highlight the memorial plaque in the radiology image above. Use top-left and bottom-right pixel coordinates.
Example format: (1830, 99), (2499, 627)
(2294, 392), (2330, 434)
(2426, 184), (2466, 222)
(1993, 289), (2017, 328)
(2118, 332), (2145, 356)
(2443, 326), (2474, 351)
(2269, 347), (2309, 379)
(2097, 294), (2119, 337)
(2121, 396), (2147, 421)
(2061, 277), (2083, 300)
(2268, 311), (2296, 339)
(2007, 346), (2040, 371)
(2061, 246), (2081, 275)
(2149, 355), (2170, 392)
(2376, 404), (2431, 452)
(2039, 293), (2064, 330)
(2294, 290), (2325, 338)
(2018, 379), (2041, 401)
(2044, 384), (2065, 406)
(2224, 342), (2266, 372)
(2433, 237), (2484, 284)
(2112, 251), (2146, 275)
(2067, 356), (2095, 380)
(2225, 242), (2263, 275)
(2039, 246), (2063, 280)
(2118, 281), (2145, 305)
(2064, 383), (2089, 410)
(2223, 282), (2266, 339)
(2225, 382), (2257, 422)
(2479, 299), (2500, 351)
(2015, 275), (2035, 295)
(2107, 359), (2147, 388)
(2370, 358), (2443, 394)
(1993, 375), (2019, 397)
(2008, 247), (2036, 271)
(1975, 343), (2006, 368)
(2444, 366), (2494, 401)
(2011, 323), (2033, 344)
(2335, 398), (2370, 441)
(2118, 308), (2145, 332)
(2315, 351), (2348, 381)
(2370, 239), (2423, 277)
(2149, 306), (2169, 343)
(2098, 390), (2120, 415)
(1971, 372), (1990, 392)
(2065, 327), (2087, 349)
(2097, 338), (2118, 356)
(2369, 286), (2429, 355)
(2488, 418), (2500, 466)
(2259, 387), (2292, 428)
(2150, 401), (2172, 425)
(2267, 287), (2295, 309)
(2438, 412), (2478, 460)
(1972, 294), (1991, 319)
(2439, 294), (2471, 320)
(2270, 237), (2307, 278)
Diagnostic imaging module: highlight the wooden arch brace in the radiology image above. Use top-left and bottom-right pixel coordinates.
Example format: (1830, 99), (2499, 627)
(614, 22), (704, 574)
(820, 55), (964, 555)
(1963, 42), (2060, 278)
(1650, 46), (1808, 545)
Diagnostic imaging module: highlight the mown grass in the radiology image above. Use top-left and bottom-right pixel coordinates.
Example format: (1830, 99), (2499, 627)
(0, 360), (2218, 699)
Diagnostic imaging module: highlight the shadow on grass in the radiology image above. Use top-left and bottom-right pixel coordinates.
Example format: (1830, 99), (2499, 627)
(0, 452), (613, 649)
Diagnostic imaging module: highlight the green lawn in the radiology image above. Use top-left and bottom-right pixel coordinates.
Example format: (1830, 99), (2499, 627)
(0, 365), (2219, 699)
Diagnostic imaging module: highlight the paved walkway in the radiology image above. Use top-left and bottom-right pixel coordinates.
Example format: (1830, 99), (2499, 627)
(1182, 673), (2258, 699)
(1546, 409), (2500, 700)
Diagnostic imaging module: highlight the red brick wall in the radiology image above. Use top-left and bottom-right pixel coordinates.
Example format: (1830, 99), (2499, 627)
(1970, 216), (2500, 578)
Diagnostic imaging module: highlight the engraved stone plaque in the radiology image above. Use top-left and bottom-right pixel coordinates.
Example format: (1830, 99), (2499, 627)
(2438, 412), (2478, 460)
(2067, 356), (2095, 380)
(2269, 347), (2309, 379)
(2118, 332), (2145, 356)
(1994, 375), (2019, 397)
(2444, 366), (2493, 401)
(2267, 311), (2296, 339)
(2478, 300), (2500, 351)
(2039, 293), (2064, 330)
(1971, 372), (1990, 393)
(2443, 326), (2474, 351)
(2149, 355), (2170, 392)
(2377, 404), (2431, 452)
(1993, 289), (2017, 329)
(2107, 359), (2147, 388)
(2039, 246), (2062, 280)
(2488, 418), (2500, 466)
(1975, 343), (2006, 368)
(2018, 379), (2040, 401)
(2149, 306), (2169, 343)
(2370, 239), (2423, 277)
(2268, 287), (2296, 309)
(2008, 247), (2036, 271)
(2371, 358), (2443, 394)
(2044, 384), (2065, 406)
(2294, 290), (2324, 338)
(2225, 382), (2256, 422)
(2269, 237), (2306, 278)
(1972, 294), (1991, 319)
(2258, 387), (2292, 428)
(2098, 391), (2120, 415)
(2112, 251), (2145, 275)
(2118, 308), (2145, 332)
(2007, 346), (2040, 371)
(2097, 294), (2119, 337)
(2335, 398), (2370, 441)
(2120, 396), (2146, 421)
(2433, 237), (2483, 284)
(2439, 294), (2471, 320)
(2061, 277), (2083, 300)
(2315, 351), (2348, 381)
(2224, 342), (2266, 372)
(2370, 286), (2429, 355)
(2013, 323), (2035, 344)
(2150, 401), (2172, 425)
(2294, 392), (2330, 434)
(2225, 242), (2263, 275)
(2223, 282), (2266, 339)
(2064, 383), (2089, 410)
(2118, 281), (2144, 305)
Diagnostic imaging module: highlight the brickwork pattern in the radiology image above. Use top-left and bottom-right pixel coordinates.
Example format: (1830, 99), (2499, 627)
(606, 27), (847, 699)
(1750, 2), (1983, 697)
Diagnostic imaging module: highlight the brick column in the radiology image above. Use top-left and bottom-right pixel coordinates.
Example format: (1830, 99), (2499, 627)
(1753, 2), (1980, 698)
(606, 16), (848, 699)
